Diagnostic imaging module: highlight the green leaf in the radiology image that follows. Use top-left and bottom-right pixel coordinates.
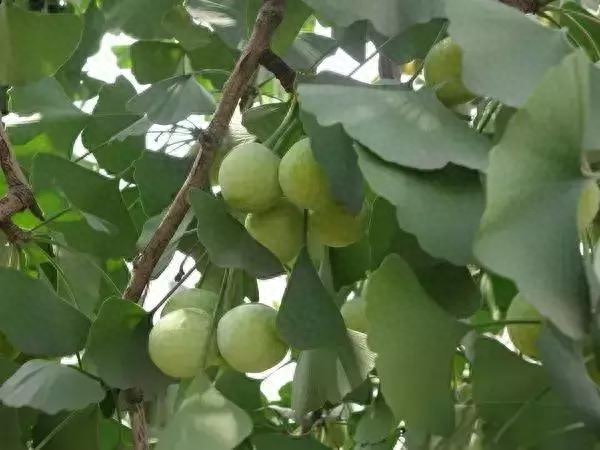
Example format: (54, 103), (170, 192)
(0, 2), (83, 85)
(376, 19), (447, 65)
(474, 52), (593, 340)
(271, 0), (313, 54)
(0, 361), (104, 414)
(253, 433), (328, 450)
(130, 41), (185, 84)
(82, 76), (143, 149)
(554, 2), (600, 62)
(32, 407), (100, 450)
(91, 137), (144, 181)
(358, 147), (484, 265)
(32, 154), (138, 259)
(56, 2), (107, 100)
(127, 75), (216, 125)
(538, 325), (600, 432)
(0, 405), (27, 450)
(214, 368), (262, 413)
(364, 255), (470, 435)
(354, 397), (397, 445)
(301, 0), (445, 36)
(85, 298), (173, 395)
(8, 77), (89, 162)
(298, 74), (490, 171)
(292, 330), (376, 418)
(0, 269), (90, 357)
(101, 0), (179, 39)
(242, 102), (289, 142)
(300, 111), (364, 214)
(332, 21), (368, 63)
(188, 189), (283, 278)
(134, 151), (192, 217)
(156, 372), (252, 450)
(472, 337), (596, 449)
(283, 33), (337, 71)
(162, 6), (216, 51)
(447, 0), (573, 107)
(277, 248), (348, 349)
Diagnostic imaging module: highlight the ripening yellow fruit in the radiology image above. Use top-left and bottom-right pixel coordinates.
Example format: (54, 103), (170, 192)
(217, 303), (288, 373)
(506, 294), (542, 359)
(578, 181), (600, 233)
(424, 37), (476, 106)
(402, 59), (421, 76)
(245, 200), (304, 263)
(309, 204), (366, 248)
(218, 142), (281, 212)
(148, 309), (213, 378)
(278, 138), (334, 211)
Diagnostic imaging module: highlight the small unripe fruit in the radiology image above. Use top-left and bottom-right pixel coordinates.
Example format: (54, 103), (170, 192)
(161, 288), (219, 318)
(245, 200), (304, 263)
(218, 142), (281, 212)
(217, 303), (288, 373)
(279, 138), (334, 211)
(403, 59), (421, 77)
(341, 297), (368, 333)
(309, 204), (366, 248)
(148, 309), (212, 378)
(424, 37), (476, 106)
(578, 181), (600, 233)
(506, 294), (542, 359)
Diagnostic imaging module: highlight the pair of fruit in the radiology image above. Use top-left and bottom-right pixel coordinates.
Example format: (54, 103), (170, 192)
(218, 138), (366, 264)
(148, 288), (288, 378)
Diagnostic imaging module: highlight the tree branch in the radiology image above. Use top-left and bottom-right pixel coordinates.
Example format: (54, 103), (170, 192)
(0, 114), (43, 241)
(121, 1), (287, 449)
(259, 49), (296, 93)
(499, 0), (539, 13)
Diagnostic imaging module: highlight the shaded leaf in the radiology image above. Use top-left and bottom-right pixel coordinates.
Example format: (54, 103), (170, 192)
(355, 397), (397, 445)
(102, 0), (178, 39)
(189, 189), (283, 278)
(134, 151), (192, 217)
(0, 361), (104, 414)
(377, 18), (447, 65)
(32, 154), (138, 259)
(85, 298), (173, 395)
(0, 268), (90, 357)
(358, 147), (484, 265)
(32, 407), (100, 450)
(292, 330), (375, 418)
(298, 73), (490, 171)
(0, 2), (83, 85)
(215, 368), (262, 413)
(301, 0), (445, 37)
(130, 41), (184, 84)
(472, 337), (595, 449)
(277, 248), (348, 349)
(474, 52), (592, 339)
(127, 75), (216, 125)
(283, 33), (337, 71)
(156, 372), (252, 450)
(253, 433), (328, 450)
(447, 0), (573, 107)
(242, 102), (289, 142)
(300, 111), (364, 214)
(364, 255), (470, 435)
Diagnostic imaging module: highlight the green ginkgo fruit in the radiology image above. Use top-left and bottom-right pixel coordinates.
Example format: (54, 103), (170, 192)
(279, 137), (334, 211)
(219, 142), (281, 212)
(217, 303), (288, 373)
(245, 200), (304, 263)
(161, 288), (219, 317)
(309, 203), (366, 248)
(424, 37), (476, 106)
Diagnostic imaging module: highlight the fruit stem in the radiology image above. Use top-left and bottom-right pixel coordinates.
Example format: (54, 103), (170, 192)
(472, 319), (541, 329)
(264, 95), (298, 149)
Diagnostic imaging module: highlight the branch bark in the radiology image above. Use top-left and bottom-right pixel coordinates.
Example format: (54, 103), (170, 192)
(499, 0), (539, 13)
(0, 114), (43, 239)
(122, 1), (287, 449)
(259, 49), (296, 93)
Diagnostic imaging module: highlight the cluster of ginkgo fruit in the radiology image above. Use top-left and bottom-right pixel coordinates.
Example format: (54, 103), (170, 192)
(147, 137), (368, 379)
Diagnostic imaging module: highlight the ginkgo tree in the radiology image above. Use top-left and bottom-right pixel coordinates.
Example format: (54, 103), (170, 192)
(1, 0), (600, 449)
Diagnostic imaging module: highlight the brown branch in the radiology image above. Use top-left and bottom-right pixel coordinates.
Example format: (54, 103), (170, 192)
(0, 114), (42, 242)
(259, 49), (296, 93)
(121, 1), (287, 449)
(499, 0), (539, 13)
